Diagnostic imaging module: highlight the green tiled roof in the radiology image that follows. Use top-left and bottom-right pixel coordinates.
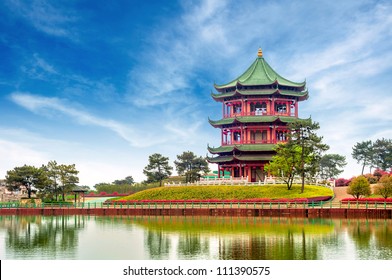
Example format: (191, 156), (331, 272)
(214, 56), (306, 90)
(207, 155), (234, 163)
(208, 115), (300, 127)
(207, 154), (273, 163)
(208, 144), (276, 154)
(211, 88), (308, 101)
(235, 155), (274, 161)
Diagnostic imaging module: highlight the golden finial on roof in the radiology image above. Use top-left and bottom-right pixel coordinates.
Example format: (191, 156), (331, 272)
(258, 48), (263, 57)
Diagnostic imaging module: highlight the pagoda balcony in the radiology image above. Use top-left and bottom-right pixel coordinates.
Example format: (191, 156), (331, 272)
(223, 111), (296, 118)
(222, 139), (286, 146)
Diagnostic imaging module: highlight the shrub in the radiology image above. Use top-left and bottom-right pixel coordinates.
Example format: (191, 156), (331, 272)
(335, 178), (351, 187)
(347, 176), (371, 199)
(364, 173), (378, 184)
(374, 175), (392, 199)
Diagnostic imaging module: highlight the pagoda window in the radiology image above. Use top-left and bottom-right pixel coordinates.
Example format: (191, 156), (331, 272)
(250, 130), (267, 144)
(233, 103), (242, 114)
(275, 103), (287, 113)
(276, 131), (287, 142)
(250, 102), (267, 115)
(233, 131), (241, 143)
(290, 102), (296, 116)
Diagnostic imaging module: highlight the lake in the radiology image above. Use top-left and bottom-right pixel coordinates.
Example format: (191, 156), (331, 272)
(0, 215), (391, 260)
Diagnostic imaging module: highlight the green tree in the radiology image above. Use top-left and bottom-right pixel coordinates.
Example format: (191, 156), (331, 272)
(58, 164), (79, 201)
(318, 154), (347, 179)
(113, 176), (134, 185)
(143, 153), (173, 186)
(5, 165), (48, 198)
(372, 138), (392, 172)
(44, 160), (61, 200)
(287, 119), (329, 193)
(347, 175), (371, 199)
(352, 140), (374, 175)
(174, 151), (210, 183)
(264, 143), (302, 190)
(374, 175), (392, 199)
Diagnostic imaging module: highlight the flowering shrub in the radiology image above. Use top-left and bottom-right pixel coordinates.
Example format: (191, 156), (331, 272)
(364, 173), (378, 184)
(373, 169), (392, 180)
(335, 178), (352, 187)
(341, 198), (392, 204)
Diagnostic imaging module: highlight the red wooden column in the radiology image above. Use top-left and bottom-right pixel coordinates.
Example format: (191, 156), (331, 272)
(286, 101), (289, 115)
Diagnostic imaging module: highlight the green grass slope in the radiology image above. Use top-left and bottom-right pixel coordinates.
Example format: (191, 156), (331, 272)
(115, 184), (333, 201)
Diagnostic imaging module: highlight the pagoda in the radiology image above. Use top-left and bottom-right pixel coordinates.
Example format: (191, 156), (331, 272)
(207, 48), (308, 182)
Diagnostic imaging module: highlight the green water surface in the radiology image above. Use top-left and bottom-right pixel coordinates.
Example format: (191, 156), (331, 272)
(0, 215), (391, 260)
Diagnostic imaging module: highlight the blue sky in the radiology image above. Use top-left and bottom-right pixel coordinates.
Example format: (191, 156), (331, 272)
(1, 0), (391, 186)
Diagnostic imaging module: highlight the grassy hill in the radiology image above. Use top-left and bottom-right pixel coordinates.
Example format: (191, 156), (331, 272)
(114, 184), (333, 201)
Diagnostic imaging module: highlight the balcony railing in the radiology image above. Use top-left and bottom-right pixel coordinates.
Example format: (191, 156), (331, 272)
(223, 111), (295, 118)
(222, 139), (285, 145)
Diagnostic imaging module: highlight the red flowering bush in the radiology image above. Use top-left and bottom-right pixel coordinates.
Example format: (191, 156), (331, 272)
(335, 178), (351, 187)
(341, 198), (392, 204)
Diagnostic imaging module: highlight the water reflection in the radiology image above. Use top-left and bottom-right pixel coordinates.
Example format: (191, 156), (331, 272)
(0, 215), (85, 259)
(0, 215), (391, 260)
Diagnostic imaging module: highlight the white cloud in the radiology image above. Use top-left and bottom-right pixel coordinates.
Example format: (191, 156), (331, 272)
(5, 0), (77, 38)
(9, 92), (164, 148)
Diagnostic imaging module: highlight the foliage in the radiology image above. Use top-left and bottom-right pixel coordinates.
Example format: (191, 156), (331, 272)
(113, 176), (134, 185)
(265, 119), (329, 192)
(174, 151), (210, 183)
(5, 165), (49, 198)
(264, 144), (301, 190)
(116, 184), (333, 201)
(372, 138), (392, 172)
(318, 154), (347, 179)
(94, 183), (153, 194)
(341, 197), (392, 203)
(57, 164), (79, 201)
(373, 168), (390, 181)
(335, 177), (353, 187)
(143, 153), (173, 186)
(352, 139), (392, 174)
(5, 161), (80, 201)
(347, 176), (371, 199)
(363, 173), (378, 184)
(374, 175), (392, 199)
(43, 160), (60, 200)
(352, 140), (374, 175)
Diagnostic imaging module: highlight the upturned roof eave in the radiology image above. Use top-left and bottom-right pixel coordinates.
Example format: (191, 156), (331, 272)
(211, 88), (309, 101)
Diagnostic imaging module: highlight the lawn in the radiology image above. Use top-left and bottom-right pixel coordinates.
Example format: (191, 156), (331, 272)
(114, 184), (333, 202)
